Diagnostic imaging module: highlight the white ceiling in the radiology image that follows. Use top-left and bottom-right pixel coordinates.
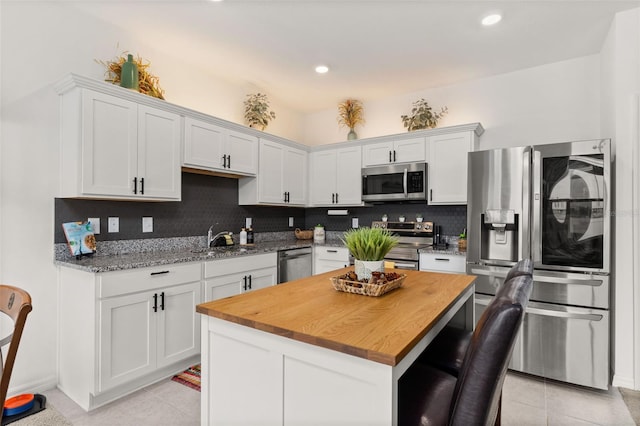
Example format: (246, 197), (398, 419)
(73, 0), (639, 112)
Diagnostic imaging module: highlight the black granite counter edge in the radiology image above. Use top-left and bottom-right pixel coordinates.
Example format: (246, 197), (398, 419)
(55, 239), (345, 273)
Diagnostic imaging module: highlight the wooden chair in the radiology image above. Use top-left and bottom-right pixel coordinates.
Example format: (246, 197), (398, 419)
(399, 273), (533, 426)
(0, 285), (32, 422)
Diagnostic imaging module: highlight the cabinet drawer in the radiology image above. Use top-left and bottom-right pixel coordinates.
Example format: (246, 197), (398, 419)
(419, 253), (466, 273)
(204, 252), (277, 279)
(99, 263), (201, 298)
(314, 246), (349, 262)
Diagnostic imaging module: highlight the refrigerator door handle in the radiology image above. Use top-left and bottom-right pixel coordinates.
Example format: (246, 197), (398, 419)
(532, 274), (604, 287)
(531, 149), (542, 264)
(525, 306), (603, 321)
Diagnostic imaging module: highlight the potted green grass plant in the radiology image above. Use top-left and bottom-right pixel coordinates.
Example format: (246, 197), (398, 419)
(342, 227), (399, 280)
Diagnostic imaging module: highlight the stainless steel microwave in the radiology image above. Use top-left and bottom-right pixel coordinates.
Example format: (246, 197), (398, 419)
(361, 163), (428, 202)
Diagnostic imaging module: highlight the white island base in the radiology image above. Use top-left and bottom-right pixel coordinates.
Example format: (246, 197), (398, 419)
(200, 284), (473, 425)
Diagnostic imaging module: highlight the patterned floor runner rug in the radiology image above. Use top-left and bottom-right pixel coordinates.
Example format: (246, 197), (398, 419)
(171, 364), (201, 391)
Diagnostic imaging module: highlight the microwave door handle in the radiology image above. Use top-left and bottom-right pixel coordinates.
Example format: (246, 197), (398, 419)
(403, 168), (408, 198)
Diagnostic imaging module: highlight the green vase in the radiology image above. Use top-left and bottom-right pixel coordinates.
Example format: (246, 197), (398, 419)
(347, 128), (357, 140)
(120, 54), (139, 90)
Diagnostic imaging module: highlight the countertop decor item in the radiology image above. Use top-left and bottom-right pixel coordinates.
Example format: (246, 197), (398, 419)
(331, 271), (406, 297)
(337, 99), (365, 140)
(120, 54), (138, 90)
(401, 98), (448, 131)
(97, 51), (165, 99)
(342, 226), (399, 280)
(295, 228), (313, 240)
(244, 93), (276, 130)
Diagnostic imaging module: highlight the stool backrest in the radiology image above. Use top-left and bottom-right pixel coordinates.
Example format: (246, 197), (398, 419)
(449, 274), (532, 426)
(0, 285), (32, 421)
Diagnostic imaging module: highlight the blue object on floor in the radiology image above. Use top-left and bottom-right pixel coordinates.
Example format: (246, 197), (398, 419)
(1, 394), (46, 425)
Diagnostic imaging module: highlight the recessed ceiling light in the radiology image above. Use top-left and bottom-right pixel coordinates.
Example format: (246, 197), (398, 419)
(315, 65), (329, 74)
(481, 13), (502, 26)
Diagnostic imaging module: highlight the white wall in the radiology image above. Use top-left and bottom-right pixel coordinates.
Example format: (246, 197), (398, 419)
(600, 8), (640, 390)
(0, 1), (302, 395)
(302, 55), (602, 148)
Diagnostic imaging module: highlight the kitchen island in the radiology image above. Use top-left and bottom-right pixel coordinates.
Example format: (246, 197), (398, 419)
(196, 268), (475, 425)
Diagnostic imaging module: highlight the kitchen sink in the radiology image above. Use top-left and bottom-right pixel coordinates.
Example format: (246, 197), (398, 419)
(191, 246), (256, 256)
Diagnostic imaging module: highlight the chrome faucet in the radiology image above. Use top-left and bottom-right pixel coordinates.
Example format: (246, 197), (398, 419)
(207, 227), (231, 247)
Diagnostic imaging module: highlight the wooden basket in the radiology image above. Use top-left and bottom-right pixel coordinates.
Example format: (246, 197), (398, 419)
(330, 273), (406, 297)
(295, 228), (313, 240)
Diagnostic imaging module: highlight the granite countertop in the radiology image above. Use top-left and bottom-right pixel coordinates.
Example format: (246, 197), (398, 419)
(55, 239), (345, 273)
(418, 246), (467, 256)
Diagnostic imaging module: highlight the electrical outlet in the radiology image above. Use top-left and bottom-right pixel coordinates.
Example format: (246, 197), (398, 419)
(142, 217), (153, 233)
(289, 217), (294, 227)
(108, 217), (119, 233)
(88, 217), (100, 234)
(245, 218), (252, 228)
(352, 218), (359, 228)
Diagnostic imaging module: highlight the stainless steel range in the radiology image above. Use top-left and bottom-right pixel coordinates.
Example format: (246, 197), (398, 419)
(372, 221), (434, 270)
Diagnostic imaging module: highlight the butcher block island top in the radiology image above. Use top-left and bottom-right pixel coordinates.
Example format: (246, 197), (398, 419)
(196, 268), (476, 366)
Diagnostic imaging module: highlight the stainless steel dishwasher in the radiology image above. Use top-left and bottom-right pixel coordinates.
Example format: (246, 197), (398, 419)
(277, 247), (312, 283)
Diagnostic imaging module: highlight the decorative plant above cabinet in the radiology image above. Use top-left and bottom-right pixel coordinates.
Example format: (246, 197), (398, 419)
(400, 98), (448, 131)
(244, 93), (276, 131)
(337, 99), (365, 140)
(96, 51), (166, 100)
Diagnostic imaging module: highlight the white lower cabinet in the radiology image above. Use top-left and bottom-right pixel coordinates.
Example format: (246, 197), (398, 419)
(58, 262), (202, 411)
(419, 252), (466, 273)
(313, 246), (350, 275)
(204, 253), (277, 302)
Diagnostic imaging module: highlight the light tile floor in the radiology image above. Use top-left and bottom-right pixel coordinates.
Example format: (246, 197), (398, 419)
(43, 371), (634, 425)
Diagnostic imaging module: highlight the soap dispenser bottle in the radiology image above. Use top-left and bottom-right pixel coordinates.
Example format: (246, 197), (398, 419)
(239, 228), (247, 245)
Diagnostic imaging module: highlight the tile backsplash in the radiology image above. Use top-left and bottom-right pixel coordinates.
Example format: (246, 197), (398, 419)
(55, 172), (466, 244)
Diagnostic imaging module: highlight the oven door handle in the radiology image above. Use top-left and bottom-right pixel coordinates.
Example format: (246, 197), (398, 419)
(393, 262), (418, 270)
(533, 274), (604, 287)
(403, 168), (408, 198)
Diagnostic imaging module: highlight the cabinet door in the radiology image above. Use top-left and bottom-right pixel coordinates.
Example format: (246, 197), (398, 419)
(335, 146), (362, 205)
(284, 146), (307, 205)
(157, 282), (202, 368)
(183, 117), (226, 171)
(362, 141), (393, 166)
(99, 292), (156, 392)
(138, 105), (182, 200)
(258, 139), (286, 204)
(428, 132), (473, 204)
(205, 274), (242, 302)
(226, 130), (258, 175)
(309, 151), (338, 205)
(394, 136), (426, 163)
(244, 267), (277, 292)
(81, 90), (138, 197)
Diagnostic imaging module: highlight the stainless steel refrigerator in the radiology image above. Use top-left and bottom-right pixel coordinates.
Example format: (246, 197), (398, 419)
(467, 139), (611, 389)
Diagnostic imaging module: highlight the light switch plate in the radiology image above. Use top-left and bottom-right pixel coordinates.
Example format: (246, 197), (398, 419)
(289, 217), (294, 227)
(88, 218), (100, 234)
(142, 217), (153, 233)
(108, 217), (119, 233)
(352, 218), (359, 228)
(246, 218), (252, 228)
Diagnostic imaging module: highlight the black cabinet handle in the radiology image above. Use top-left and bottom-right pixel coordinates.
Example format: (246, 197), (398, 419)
(227, 155), (231, 168)
(160, 291), (165, 310)
(150, 270), (170, 276)
(327, 249), (338, 253)
(222, 154), (227, 168)
(287, 192), (290, 202)
(133, 177), (138, 194)
(140, 177), (144, 195)
(248, 275), (252, 290)
(153, 293), (158, 313)
(335, 193), (339, 203)
(332, 193), (335, 203)
(430, 189), (432, 201)
(243, 276), (247, 291)
(389, 151), (392, 163)
(393, 150), (397, 162)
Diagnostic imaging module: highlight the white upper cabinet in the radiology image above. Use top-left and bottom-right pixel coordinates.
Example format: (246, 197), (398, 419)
(427, 130), (479, 205)
(309, 146), (362, 206)
(183, 117), (258, 176)
(66, 90), (181, 200)
(238, 138), (307, 206)
(362, 136), (426, 166)
(57, 77), (181, 201)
